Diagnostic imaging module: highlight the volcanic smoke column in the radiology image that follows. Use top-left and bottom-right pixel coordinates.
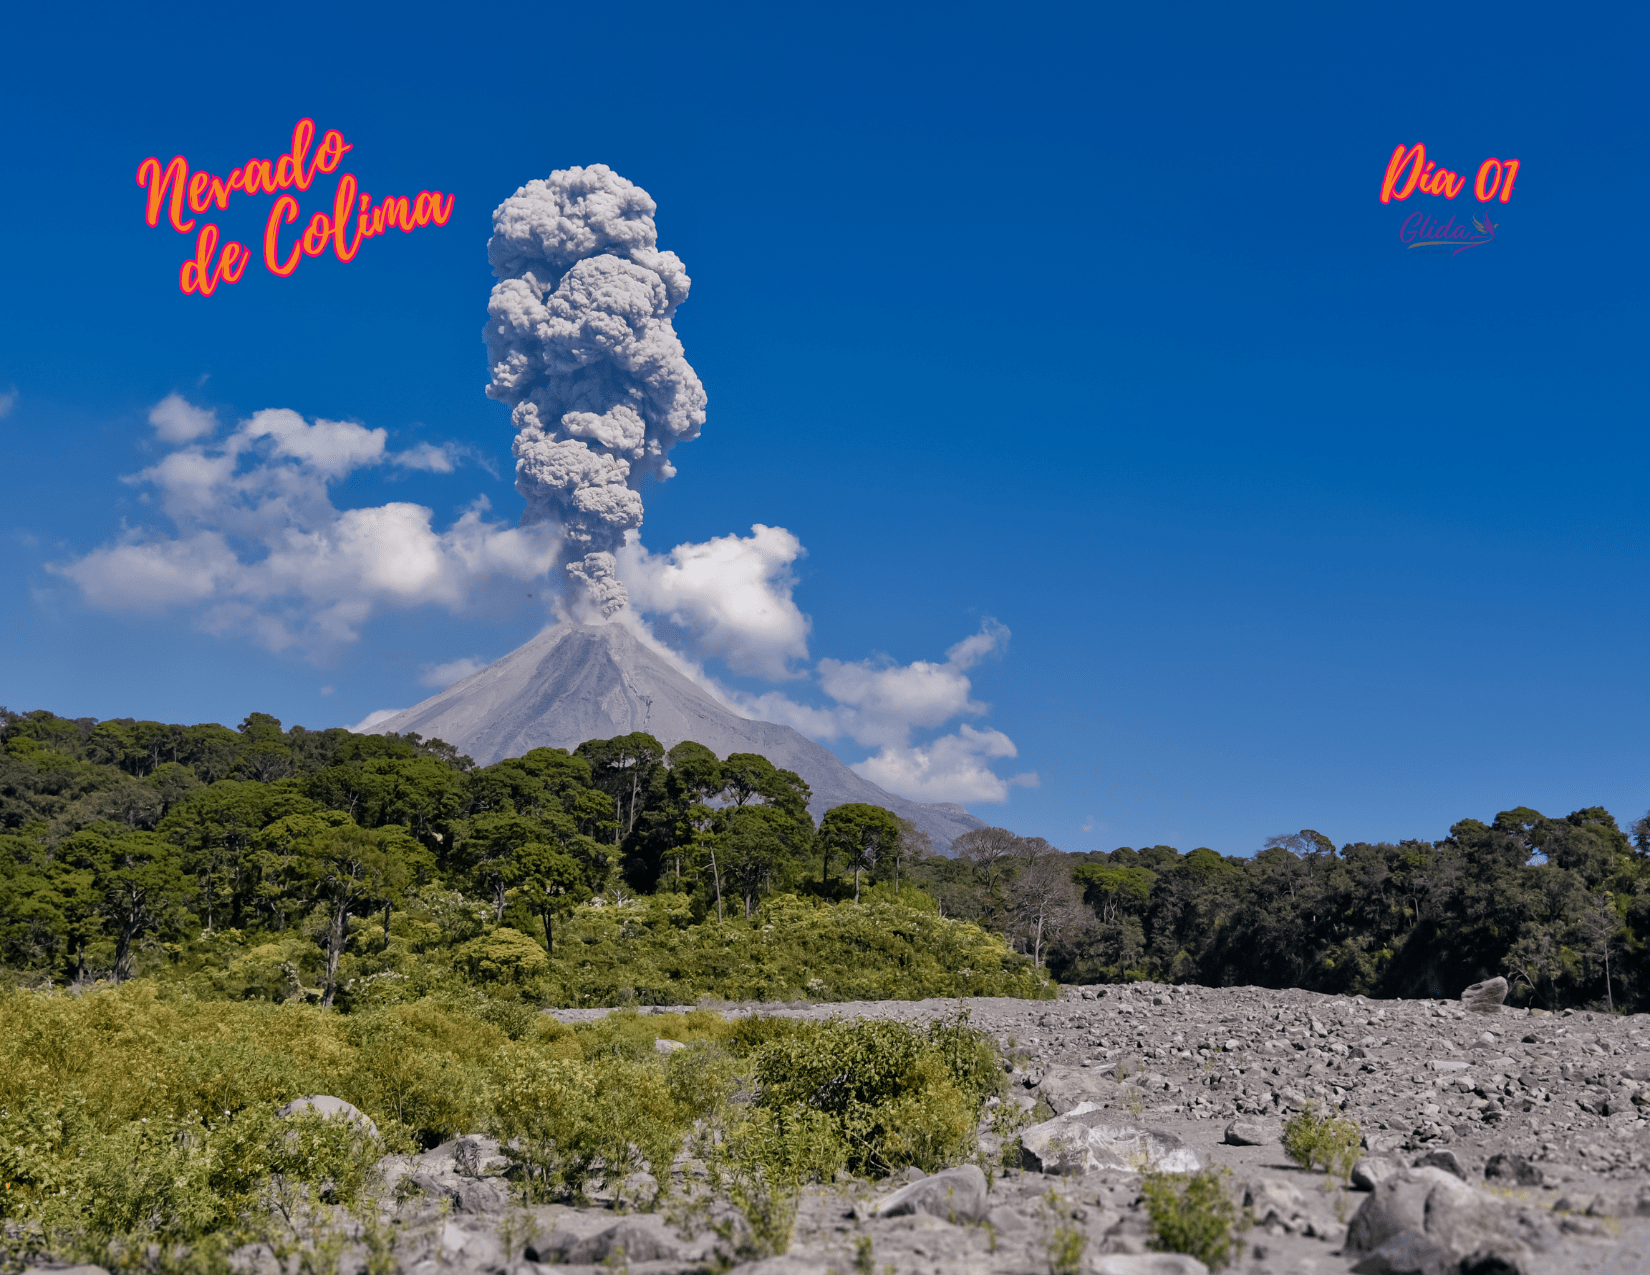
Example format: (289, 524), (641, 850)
(483, 164), (707, 617)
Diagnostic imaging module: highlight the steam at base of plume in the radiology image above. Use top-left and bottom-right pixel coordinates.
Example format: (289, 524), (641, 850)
(484, 164), (706, 616)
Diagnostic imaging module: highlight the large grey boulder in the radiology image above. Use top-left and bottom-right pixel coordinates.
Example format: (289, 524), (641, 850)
(1222, 1118), (1277, 1146)
(1020, 1103), (1200, 1174)
(874, 1163), (989, 1223)
(274, 1095), (379, 1139)
(529, 1216), (684, 1265)
(1345, 1166), (1549, 1271)
(1035, 1065), (1114, 1115)
(1349, 1232), (1453, 1275)
(1091, 1256), (1209, 1275)
(1460, 977), (1509, 1013)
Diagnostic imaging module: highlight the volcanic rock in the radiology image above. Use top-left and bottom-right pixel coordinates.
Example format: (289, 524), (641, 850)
(1461, 977), (1509, 1013)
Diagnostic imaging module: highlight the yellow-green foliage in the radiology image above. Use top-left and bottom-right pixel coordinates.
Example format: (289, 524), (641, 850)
(1142, 1166), (1246, 1270)
(0, 986), (1007, 1270)
(533, 893), (1053, 1006)
(749, 1011), (1003, 1175)
(1281, 1106), (1362, 1181)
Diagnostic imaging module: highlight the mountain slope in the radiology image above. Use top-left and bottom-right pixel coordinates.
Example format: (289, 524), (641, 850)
(368, 623), (986, 852)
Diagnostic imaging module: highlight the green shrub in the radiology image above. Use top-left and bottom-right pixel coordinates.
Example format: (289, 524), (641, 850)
(749, 1012), (1001, 1176)
(1142, 1166), (1246, 1270)
(1282, 1106), (1361, 1181)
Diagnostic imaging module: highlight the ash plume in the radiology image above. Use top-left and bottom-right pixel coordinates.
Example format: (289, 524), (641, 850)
(484, 164), (706, 618)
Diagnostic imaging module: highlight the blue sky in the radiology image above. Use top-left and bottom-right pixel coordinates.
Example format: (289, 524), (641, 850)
(3, 4), (1646, 855)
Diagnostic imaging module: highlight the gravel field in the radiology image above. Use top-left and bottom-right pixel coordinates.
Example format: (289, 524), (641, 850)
(537, 981), (1650, 1274)
(153, 982), (1650, 1275)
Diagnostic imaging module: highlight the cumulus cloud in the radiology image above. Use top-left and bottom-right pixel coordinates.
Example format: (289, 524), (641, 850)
(612, 512), (1026, 805)
(419, 656), (489, 688)
(485, 164), (707, 618)
(393, 442), (457, 473)
(54, 397), (559, 659)
(149, 393), (218, 443)
(852, 724), (1024, 803)
(619, 524), (809, 680)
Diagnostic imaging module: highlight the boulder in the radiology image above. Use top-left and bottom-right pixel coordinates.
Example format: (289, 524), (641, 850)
(1346, 1167), (1546, 1272)
(21, 1267), (111, 1275)
(274, 1095), (379, 1139)
(1035, 1064), (1114, 1114)
(1483, 1154), (1543, 1187)
(1020, 1104), (1201, 1175)
(1352, 1157), (1400, 1191)
(529, 1216), (683, 1265)
(1222, 1118), (1276, 1146)
(1091, 1257), (1209, 1275)
(1460, 978), (1508, 1014)
(874, 1163), (989, 1224)
(655, 1037), (687, 1053)
(1349, 1232), (1453, 1275)
(1412, 1149), (1467, 1180)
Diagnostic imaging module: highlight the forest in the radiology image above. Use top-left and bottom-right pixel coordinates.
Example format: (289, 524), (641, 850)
(2, 706), (1645, 1014)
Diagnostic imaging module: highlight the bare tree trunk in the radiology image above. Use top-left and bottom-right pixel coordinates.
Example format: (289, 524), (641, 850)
(709, 848), (723, 923)
(1605, 941), (1614, 1013)
(543, 908), (554, 955)
(854, 866), (861, 903)
(320, 902), (347, 1009)
(383, 901), (392, 952)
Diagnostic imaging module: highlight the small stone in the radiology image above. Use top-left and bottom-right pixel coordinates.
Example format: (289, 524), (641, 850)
(654, 1037), (687, 1053)
(1460, 978), (1508, 1013)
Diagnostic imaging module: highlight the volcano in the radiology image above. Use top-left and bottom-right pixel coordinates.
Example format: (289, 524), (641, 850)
(368, 623), (986, 852)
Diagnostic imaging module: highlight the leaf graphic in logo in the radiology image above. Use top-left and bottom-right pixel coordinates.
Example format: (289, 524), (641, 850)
(1472, 212), (1496, 237)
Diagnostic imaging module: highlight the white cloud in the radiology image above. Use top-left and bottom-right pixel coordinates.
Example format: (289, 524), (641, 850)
(54, 396), (560, 659)
(393, 442), (457, 473)
(149, 393), (219, 443)
(698, 613), (1025, 805)
(619, 524), (810, 680)
(0, 387), (18, 419)
(852, 724), (1024, 804)
(419, 656), (489, 688)
(350, 708), (404, 732)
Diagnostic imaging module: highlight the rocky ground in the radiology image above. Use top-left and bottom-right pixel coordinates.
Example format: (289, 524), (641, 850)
(31, 981), (1650, 1275)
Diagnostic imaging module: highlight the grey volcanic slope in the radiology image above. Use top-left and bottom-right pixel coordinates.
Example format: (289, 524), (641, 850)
(369, 623), (986, 852)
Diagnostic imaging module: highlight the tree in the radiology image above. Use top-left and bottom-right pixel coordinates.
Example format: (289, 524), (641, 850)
(576, 733), (664, 843)
(58, 828), (191, 981)
(890, 818), (931, 895)
(1008, 844), (1084, 968)
(818, 804), (901, 903)
(287, 821), (431, 1008)
(504, 841), (588, 954)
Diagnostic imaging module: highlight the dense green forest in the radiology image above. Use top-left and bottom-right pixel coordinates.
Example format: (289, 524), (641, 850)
(2, 706), (1645, 1014)
(0, 708), (1047, 1005)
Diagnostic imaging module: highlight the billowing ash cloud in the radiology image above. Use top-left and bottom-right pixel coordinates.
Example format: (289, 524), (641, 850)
(484, 164), (706, 618)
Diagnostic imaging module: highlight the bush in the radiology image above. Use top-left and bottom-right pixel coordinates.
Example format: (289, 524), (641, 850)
(1142, 1166), (1246, 1270)
(0, 986), (1008, 1266)
(1282, 1106), (1361, 1181)
(749, 1011), (1002, 1176)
